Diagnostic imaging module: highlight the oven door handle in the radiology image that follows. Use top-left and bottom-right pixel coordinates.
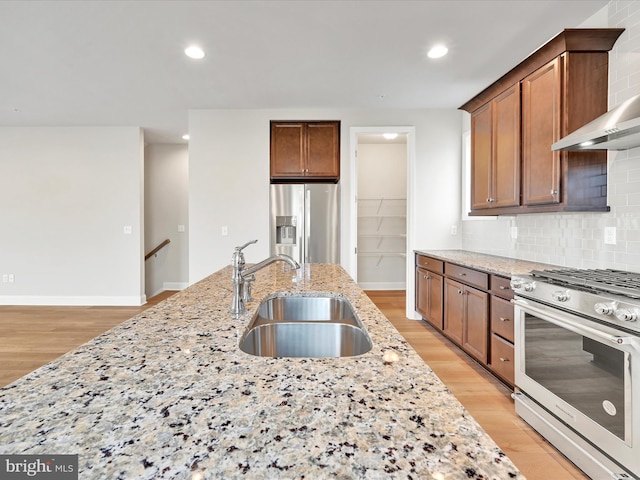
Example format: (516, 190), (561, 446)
(514, 298), (636, 346)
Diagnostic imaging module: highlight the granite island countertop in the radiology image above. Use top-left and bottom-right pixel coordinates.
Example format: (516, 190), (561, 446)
(415, 249), (560, 276)
(0, 263), (524, 479)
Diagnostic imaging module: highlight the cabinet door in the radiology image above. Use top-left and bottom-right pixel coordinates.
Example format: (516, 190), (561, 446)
(428, 273), (444, 330)
(444, 278), (464, 344)
(522, 57), (562, 206)
(306, 122), (340, 178)
(415, 267), (430, 319)
(271, 122), (305, 178)
(416, 268), (443, 330)
(462, 286), (489, 364)
(470, 102), (492, 210)
(492, 84), (520, 208)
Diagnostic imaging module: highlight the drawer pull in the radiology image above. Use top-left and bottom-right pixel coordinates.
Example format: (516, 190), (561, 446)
(499, 286), (510, 291)
(499, 317), (510, 322)
(459, 273), (466, 277)
(499, 357), (510, 362)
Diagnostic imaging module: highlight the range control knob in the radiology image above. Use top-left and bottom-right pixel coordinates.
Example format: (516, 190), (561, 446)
(614, 308), (638, 322)
(523, 282), (536, 292)
(510, 278), (523, 290)
(551, 290), (570, 302)
(594, 303), (615, 315)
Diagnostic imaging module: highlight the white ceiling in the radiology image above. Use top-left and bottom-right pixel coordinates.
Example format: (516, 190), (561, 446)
(0, 0), (609, 144)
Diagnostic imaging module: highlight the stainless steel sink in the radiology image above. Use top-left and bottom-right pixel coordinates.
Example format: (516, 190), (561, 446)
(239, 293), (373, 358)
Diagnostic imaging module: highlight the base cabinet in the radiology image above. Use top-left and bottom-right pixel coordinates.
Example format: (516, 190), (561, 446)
(415, 253), (516, 388)
(415, 254), (444, 329)
(444, 278), (488, 364)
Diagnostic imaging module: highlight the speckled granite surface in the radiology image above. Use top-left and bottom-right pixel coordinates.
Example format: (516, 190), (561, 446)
(0, 263), (524, 479)
(415, 249), (560, 276)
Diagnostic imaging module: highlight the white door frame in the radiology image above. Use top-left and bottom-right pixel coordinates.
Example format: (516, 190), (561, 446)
(349, 126), (418, 319)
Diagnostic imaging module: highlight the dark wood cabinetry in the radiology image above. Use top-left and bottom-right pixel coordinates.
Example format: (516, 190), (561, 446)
(461, 28), (623, 215)
(270, 121), (340, 182)
(415, 254), (444, 329)
(415, 254), (516, 388)
(471, 84), (520, 210)
(488, 275), (515, 386)
(444, 266), (489, 364)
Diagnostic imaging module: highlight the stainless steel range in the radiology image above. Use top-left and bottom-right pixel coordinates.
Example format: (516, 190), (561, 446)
(510, 269), (640, 480)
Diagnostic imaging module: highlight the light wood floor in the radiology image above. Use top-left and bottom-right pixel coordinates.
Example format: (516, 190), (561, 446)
(0, 291), (175, 387)
(0, 289), (588, 479)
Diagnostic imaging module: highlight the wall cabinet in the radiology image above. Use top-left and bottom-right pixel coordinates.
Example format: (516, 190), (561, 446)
(471, 84), (520, 210)
(461, 29), (623, 215)
(415, 254), (443, 329)
(270, 121), (340, 182)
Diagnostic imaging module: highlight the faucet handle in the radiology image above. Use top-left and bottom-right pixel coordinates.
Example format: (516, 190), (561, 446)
(235, 239), (258, 252)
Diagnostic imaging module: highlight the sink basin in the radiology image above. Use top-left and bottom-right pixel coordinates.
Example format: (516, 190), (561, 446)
(239, 293), (373, 358)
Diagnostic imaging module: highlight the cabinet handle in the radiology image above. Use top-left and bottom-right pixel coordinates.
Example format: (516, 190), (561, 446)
(457, 289), (464, 295)
(499, 286), (510, 291)
(550, 189), (558, 195)
(499, 357), (510, 362)
(458, 273), (466, 277)
(424, 275), (430, 280)
(499, 317), (510, 322)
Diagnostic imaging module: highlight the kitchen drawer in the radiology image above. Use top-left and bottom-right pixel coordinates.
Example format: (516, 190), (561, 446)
(445, 263), (488, 290)
(490, 275), (514, 300)
(416, 254), (444, 274)
(490, 333), (514, 386)
(491, 296), (514, 343)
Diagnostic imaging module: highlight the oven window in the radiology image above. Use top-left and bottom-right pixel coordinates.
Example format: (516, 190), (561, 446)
(524, 314), (626, 440)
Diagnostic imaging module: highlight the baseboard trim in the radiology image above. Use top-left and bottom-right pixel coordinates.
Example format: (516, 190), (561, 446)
(358, 282), (405, 290)
(0, 295), (147, 306)
(163, 282), (188, 291)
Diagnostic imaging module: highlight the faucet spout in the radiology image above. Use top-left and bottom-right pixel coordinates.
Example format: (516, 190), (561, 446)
(242, 254), (300, 278)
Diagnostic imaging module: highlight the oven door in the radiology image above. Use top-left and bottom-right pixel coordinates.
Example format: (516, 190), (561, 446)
(514, 297), (640, 476)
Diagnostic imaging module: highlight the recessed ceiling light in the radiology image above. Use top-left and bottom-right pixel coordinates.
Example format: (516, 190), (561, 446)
(182, 134), (190, 141)
(383, 133), (398, 140)
(184, 46), (205, 59)
(427, 44), (448, 59)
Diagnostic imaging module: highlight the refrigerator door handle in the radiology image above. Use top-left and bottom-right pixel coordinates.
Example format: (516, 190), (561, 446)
(304, 186), (311, 263)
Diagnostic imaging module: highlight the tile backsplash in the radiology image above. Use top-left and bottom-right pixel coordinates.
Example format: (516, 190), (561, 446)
(461, 0), (640, 273)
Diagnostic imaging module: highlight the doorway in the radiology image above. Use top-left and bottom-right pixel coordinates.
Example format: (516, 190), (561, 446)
(349, 126), (416, 318)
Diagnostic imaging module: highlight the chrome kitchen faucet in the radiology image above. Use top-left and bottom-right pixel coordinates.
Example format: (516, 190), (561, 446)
(230, 239), (300, 318)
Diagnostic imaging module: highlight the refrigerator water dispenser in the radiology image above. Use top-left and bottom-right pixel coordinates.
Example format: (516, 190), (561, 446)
(276, 216), (297, 245)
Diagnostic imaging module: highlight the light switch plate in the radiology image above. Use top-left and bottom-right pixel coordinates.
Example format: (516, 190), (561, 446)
(123, 225), (132, 235)
(221, 226), (228, 236)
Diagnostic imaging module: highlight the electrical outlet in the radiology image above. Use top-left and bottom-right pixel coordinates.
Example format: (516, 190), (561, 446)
(221, 226), (228, 236)
(510, 227), (518, 239)
(2, 274), (7, 283)
(8, 274), (14, 283)
(604, 227), (617, 245)
(450, 224), (458, 235)
(123, 225), (132, 235)
(178, 224), (185, 233)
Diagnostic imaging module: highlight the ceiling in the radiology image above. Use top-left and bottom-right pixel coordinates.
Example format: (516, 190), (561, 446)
(0, 0), (609, 144)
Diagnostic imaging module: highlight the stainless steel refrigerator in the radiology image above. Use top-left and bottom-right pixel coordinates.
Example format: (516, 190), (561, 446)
(270, 184), (340, 264)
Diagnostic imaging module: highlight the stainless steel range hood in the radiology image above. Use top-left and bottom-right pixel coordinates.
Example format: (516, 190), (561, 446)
(552, 93), (640, 151)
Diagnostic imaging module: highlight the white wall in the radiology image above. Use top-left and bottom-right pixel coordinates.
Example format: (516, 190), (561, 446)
(144, 144), (189, 297)
(0, 127), (145, 305)
(461, 1), (640, 273)
(188, 108), (462, 287)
